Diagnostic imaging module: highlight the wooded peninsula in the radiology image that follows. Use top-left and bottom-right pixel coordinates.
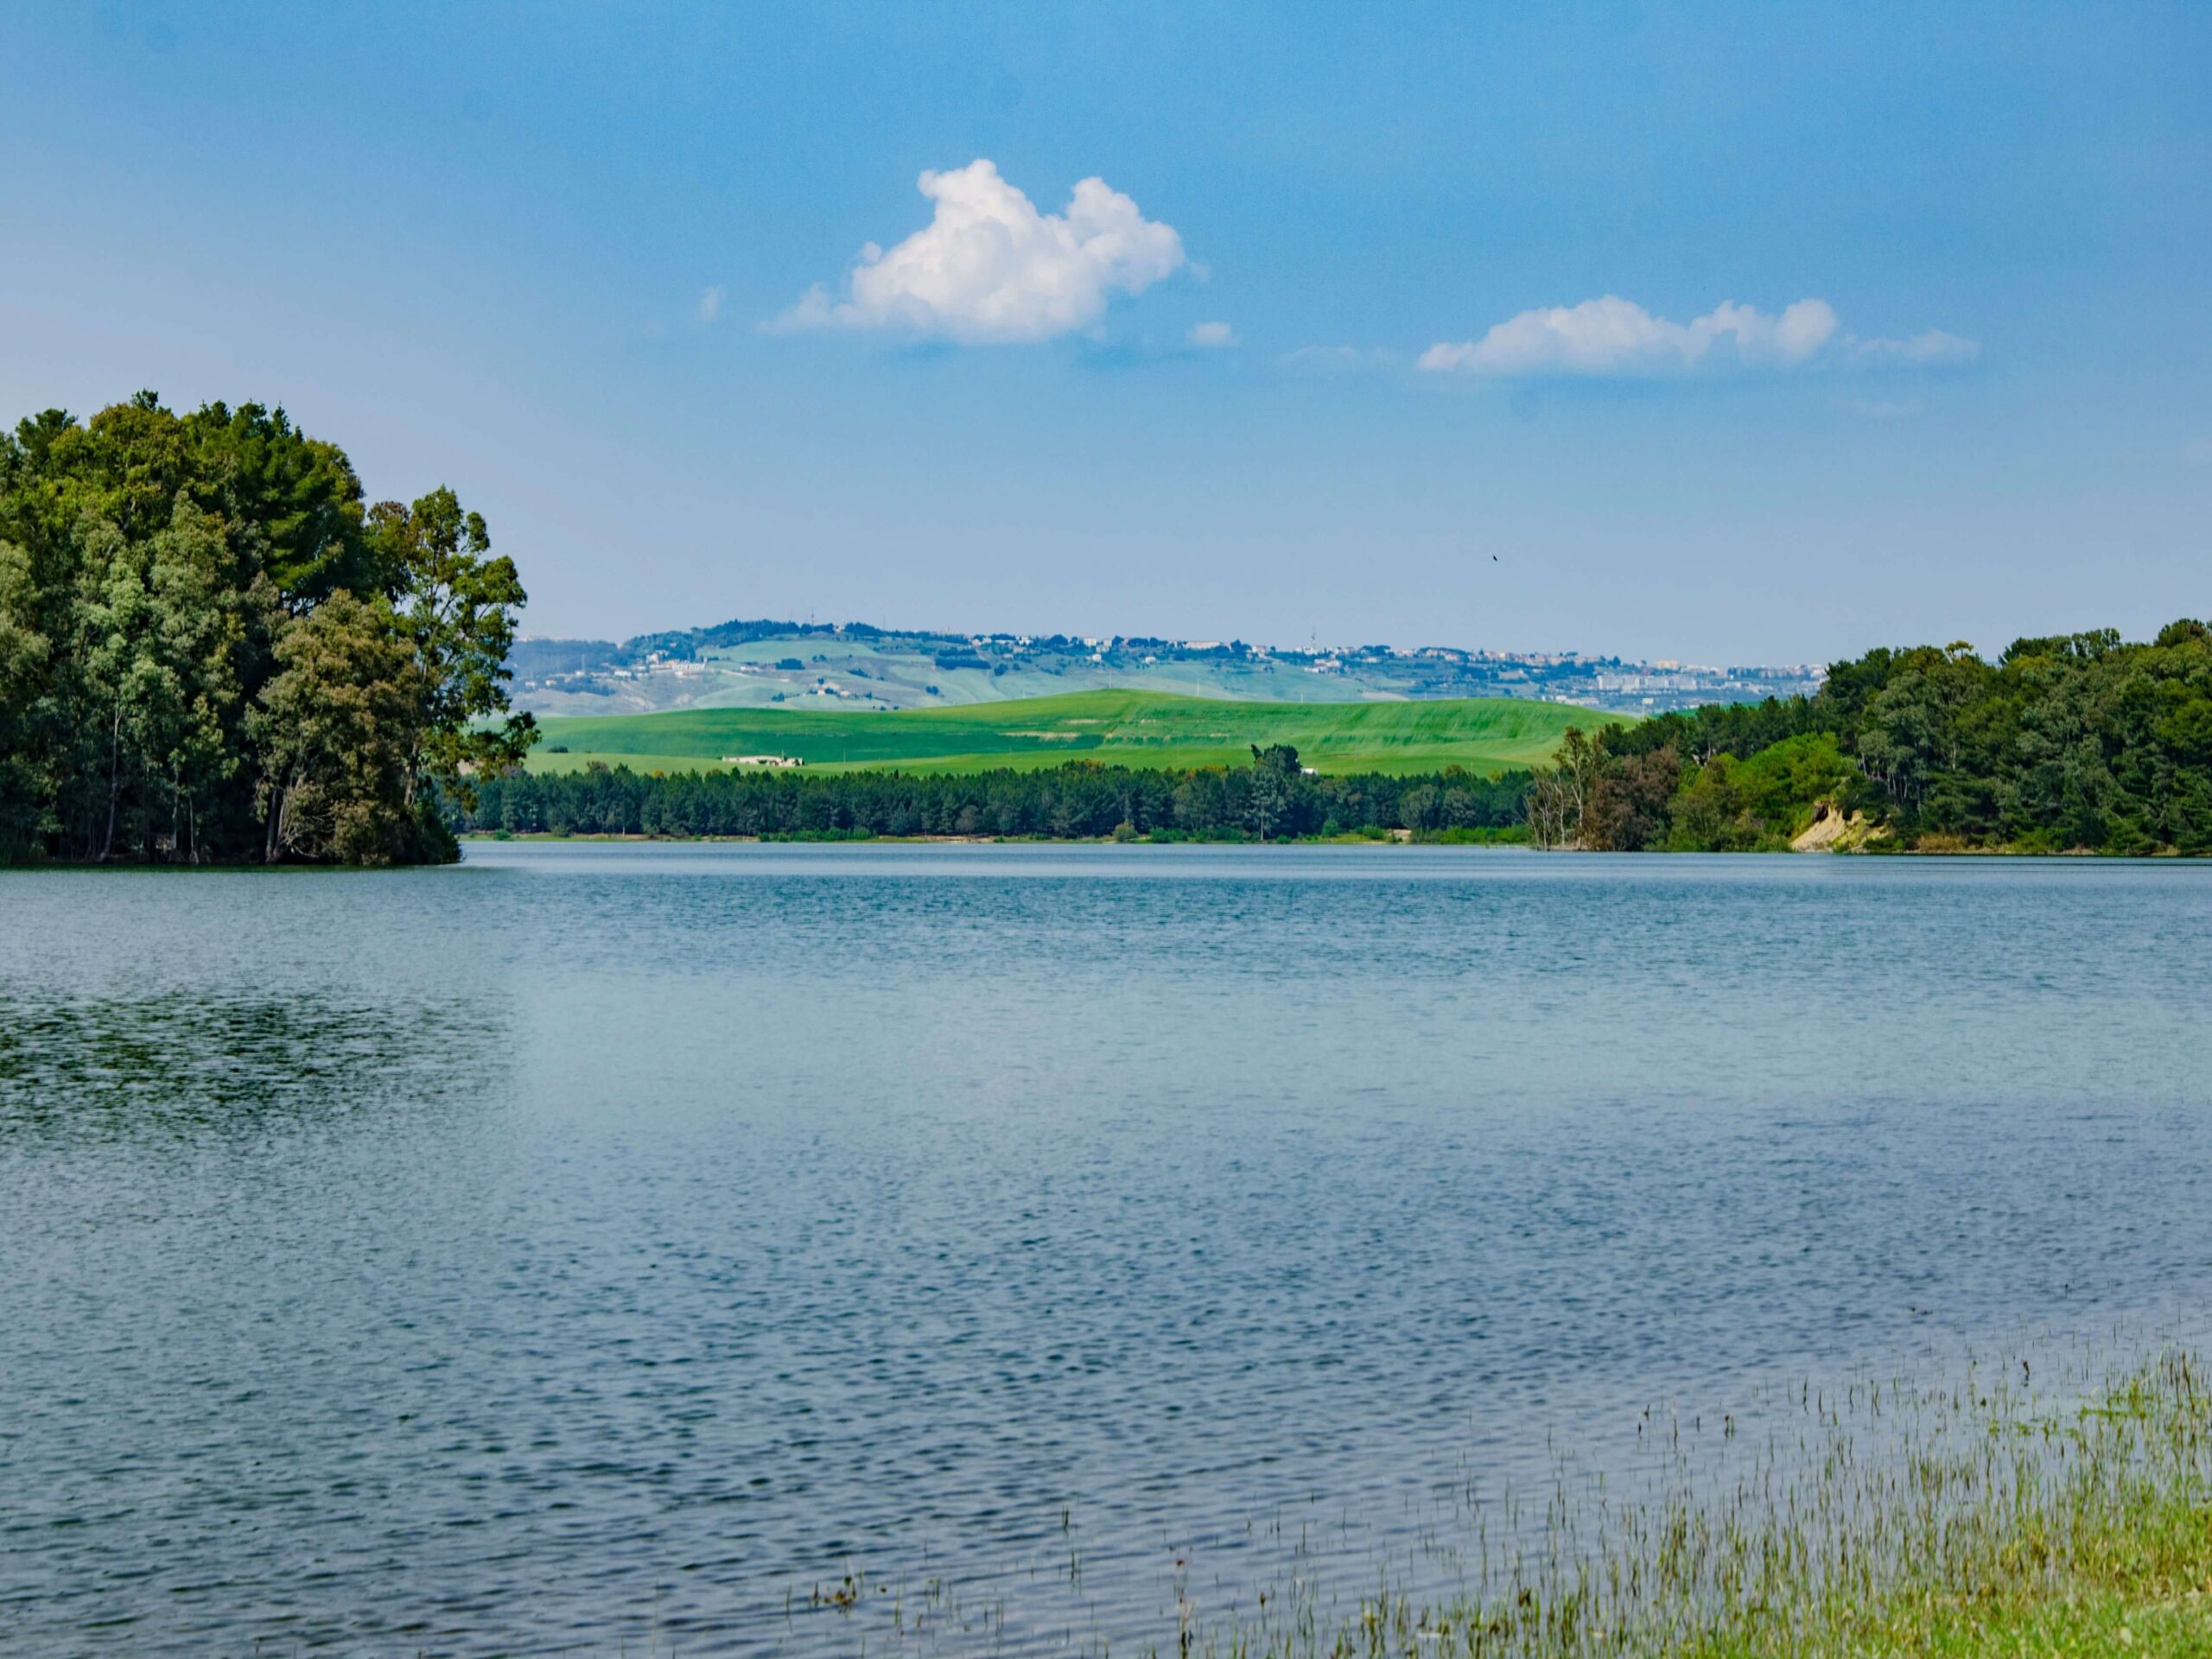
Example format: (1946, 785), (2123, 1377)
(0, 395), (533, 865)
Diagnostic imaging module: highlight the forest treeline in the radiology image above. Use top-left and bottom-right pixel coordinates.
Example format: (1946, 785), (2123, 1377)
(1536, 624), (2212, 853)
(0, 395), (533, 864)
(460, 746), (1533, 842)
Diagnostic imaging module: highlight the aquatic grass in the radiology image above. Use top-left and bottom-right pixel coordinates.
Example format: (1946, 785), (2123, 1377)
(1160, 1347), (2212, 1658)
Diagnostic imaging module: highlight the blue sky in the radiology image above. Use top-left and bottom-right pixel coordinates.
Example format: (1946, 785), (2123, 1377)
(3, 3), (2207, 662)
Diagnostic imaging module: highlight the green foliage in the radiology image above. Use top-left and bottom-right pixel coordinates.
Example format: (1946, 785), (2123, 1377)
(252, 592), (451, 865)
(182, 399), (372, 601)
(1733, 730), (1853, 828)
(458, 760), (1535, 842)
(1662, 733), (1853, 851)
(366, 487), (535, 810)
(0, 395), (531, 864)
(1545, 626), (2212, 854)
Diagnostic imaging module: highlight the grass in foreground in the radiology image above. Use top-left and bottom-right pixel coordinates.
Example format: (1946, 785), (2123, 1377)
(1163, 1350), (2212, 1658)
(525, 689), (1600, 778)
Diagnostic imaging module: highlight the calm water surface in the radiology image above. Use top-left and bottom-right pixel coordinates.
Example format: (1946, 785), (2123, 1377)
(2, 844), (2209, 1655)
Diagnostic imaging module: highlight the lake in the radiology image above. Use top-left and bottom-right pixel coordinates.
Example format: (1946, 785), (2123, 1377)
(3, 843), (2209, 1655)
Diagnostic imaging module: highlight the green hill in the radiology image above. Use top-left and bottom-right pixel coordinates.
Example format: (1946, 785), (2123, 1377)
(525, 690), (1605, 777)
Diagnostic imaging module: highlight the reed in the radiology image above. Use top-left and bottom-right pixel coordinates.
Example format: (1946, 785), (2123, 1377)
(1165, 1346), (2212, 1658)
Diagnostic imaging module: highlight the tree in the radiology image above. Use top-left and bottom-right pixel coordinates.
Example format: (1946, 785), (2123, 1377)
(1244, 744), (1300, 839)
(183, 400), (372, 604)
(134, 500), (252, 860)
(1857, 645), (1986, 818)
(1584, 745), (1681, 850)
(1527, 727), (1603, 849)
(0, 536), (53, 858)
(252, 592), (435, 865)
(1398, 784), (1440, 833)
(69, 503), (253, 861)
(1664, 755), (1750, 852)
(369, 487), (537, 817)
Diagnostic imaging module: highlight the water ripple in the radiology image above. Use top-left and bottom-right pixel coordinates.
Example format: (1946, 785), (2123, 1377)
(1, 846), (2209, 1654)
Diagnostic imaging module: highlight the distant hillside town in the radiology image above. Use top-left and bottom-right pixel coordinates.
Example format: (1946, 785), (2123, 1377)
(507, 618), (1826, 719)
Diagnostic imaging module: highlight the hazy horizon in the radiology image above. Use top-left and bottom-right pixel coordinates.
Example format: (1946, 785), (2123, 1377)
(512, 609), (1829, 668)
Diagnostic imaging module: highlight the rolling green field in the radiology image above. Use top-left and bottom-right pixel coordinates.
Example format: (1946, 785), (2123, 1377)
(525, 690), (1604, 777)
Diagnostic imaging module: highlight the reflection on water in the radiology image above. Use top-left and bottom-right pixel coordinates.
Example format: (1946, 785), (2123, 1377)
(2, 845), (2210, 1655)
(0, 988), (511, 1137)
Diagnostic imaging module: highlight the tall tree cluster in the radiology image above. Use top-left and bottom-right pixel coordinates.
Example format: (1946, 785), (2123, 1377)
(1536, 625), (2212, 854)
(0, 394), (533, 864)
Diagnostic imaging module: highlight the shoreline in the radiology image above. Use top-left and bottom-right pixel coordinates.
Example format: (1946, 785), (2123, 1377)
(454, 830), (2202, 858)
(9, 836), (2202, 873)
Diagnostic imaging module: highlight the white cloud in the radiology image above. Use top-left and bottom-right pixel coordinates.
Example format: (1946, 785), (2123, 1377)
(1188, 321), (1236, 348)
(1420, 296), (1840, 376)
(774, 159), (1185, 344)
(698, 285), (726, 324)
(1853, 328), (1979, 365)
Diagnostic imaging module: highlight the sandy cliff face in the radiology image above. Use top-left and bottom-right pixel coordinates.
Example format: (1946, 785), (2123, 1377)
(1791, 801), (1884, 852)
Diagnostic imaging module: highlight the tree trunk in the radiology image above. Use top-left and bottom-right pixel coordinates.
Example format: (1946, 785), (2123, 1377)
(100, 706), (122, 862)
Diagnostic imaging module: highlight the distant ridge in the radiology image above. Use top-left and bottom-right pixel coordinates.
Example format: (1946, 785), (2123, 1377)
(511, 616), (1823, 721)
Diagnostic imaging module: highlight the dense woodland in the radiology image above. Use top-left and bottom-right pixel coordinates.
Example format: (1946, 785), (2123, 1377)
(1539, 625), (2212, 853)
(461, 747), (1532, 842)
(0, 395), (534, 864)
